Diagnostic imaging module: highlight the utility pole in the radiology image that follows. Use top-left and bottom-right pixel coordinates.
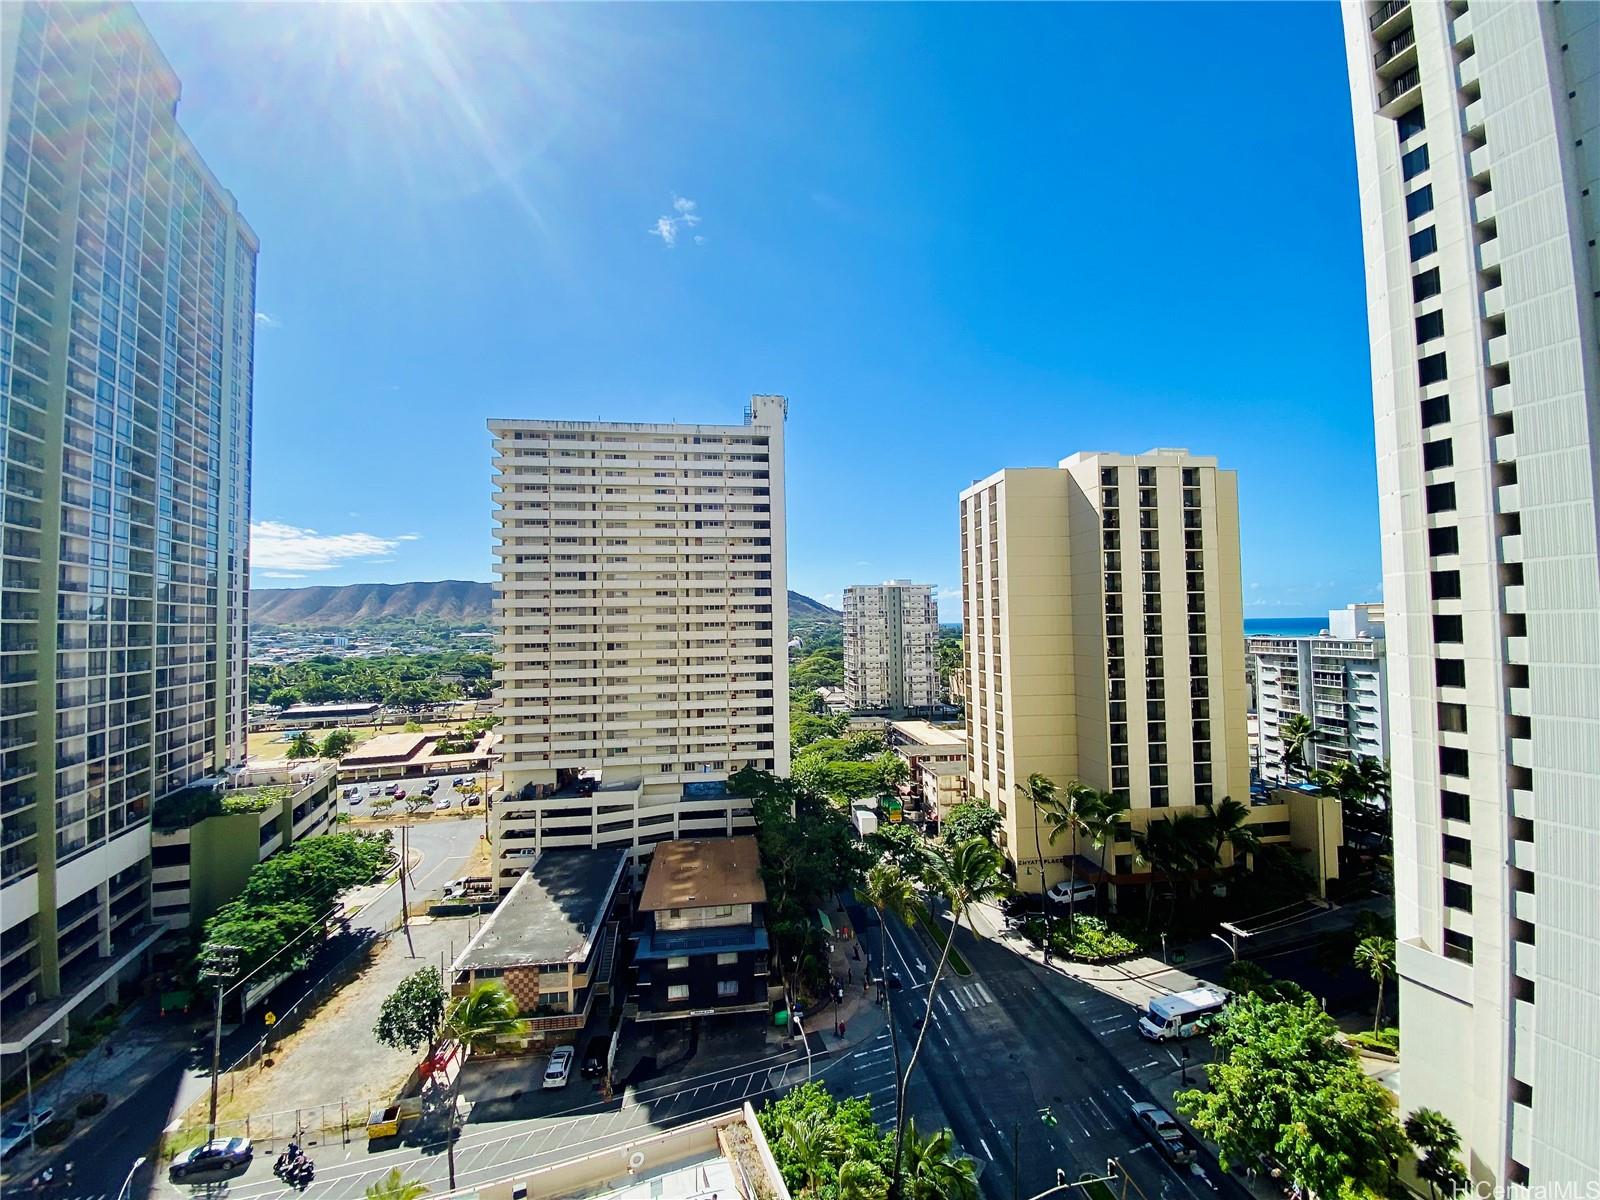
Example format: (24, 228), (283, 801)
(398, 819), (415, 957)
(201, 944), (241, 1144)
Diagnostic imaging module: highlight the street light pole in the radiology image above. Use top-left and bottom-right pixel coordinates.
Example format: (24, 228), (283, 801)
(115, 1156), (148, 1200)
(201, 944), (241, 1144)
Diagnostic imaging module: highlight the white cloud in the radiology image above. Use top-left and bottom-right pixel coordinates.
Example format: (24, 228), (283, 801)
(254, 311), (281, 328)
(647, 195), (702, 248)
(258, 571), (307, 580)
(397, 533), (422, 542)
(250, 521), (415, 574)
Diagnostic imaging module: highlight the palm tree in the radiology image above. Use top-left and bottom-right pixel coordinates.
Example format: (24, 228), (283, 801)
(1404, 1108), (1469, 1200)
(1202, 795), (1260, 875)
(286, 730), (318, 760)
(893, 838), (1005, 1195)
(1018, 773), (1062, 957)
(364, 1170), (429, 1200)
(900, 1119), (980, 1200)
(1131, 818), (1178, 924)
(1279, 713), (1316, 779)
(1080, 789), (1128, 911)
(779, 1110), (837, 1196)
(838, 1160), (887, 1200)
(1353, 935), (1396, 1032)
(857, 862), (916, 1143)
(443, 981), (526, 1054)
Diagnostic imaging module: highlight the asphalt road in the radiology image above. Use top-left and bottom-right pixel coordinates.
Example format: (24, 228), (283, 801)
(40, 815), (484, 1200)
(854, 900), (1248, 1200)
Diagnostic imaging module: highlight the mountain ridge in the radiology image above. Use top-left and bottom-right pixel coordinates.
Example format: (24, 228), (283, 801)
(251, 580), (840, 626)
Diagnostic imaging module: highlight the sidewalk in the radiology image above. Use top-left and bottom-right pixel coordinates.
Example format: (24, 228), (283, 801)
(0, 998), (198, 1186)
(798, 897), (888, 1056)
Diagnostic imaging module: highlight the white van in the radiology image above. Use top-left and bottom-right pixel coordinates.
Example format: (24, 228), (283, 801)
(1137, 986), (1230, 1041)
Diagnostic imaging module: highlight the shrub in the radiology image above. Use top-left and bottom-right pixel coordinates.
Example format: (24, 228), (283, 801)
(1350, 1026), (1400, 1054)
(34, 1118), (73, 1147)
(76, 1092), (108, 1117)
(1050, 916), (1141, 961)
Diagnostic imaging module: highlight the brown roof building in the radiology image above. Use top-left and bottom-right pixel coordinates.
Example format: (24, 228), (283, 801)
(637, 836), (766, 913)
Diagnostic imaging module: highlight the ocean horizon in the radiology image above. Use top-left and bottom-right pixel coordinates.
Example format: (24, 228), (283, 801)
(1243, 616), (1329, 638)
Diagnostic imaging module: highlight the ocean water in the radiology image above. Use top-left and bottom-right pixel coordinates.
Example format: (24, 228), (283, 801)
(1243, 617), (1328, 638)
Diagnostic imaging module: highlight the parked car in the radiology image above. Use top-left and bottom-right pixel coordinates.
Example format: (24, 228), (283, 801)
(393, 789), (407, 802)
(385, 784), (402, 797)
(1045, 880), (1096, 906)
(423, 780), (439, 795)
(465, 796), (481, 807)
(543, 1046), (575, 1089)
(434, 796), (452, 811)
(581, 1052), (604, 1078)
(169, 1136), (254, 1180)
(0, 1107), (53, 1158)
(1130, 1103), (1196, 1166)
(368, 784), (383, 797)
(452, 776), (467, 787)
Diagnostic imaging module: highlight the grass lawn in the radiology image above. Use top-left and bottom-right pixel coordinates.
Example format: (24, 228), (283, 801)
(1078, 1176), (1116, 1200)
(909, 901), (972, 977)
(246, 720), (467, 761)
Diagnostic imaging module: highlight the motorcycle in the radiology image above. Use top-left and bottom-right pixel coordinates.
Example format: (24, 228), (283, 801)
(274, 1144), (315, 1189)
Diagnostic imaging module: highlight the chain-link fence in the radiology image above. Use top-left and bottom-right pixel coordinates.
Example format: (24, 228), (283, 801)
(160, 1096), (391, 1159)
(221, 910), (405, 1087)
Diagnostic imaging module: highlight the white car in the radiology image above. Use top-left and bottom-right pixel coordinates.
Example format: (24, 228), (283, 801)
(0, 1107), (53, 1158)
(434, 795), (453, 811)
(367, 784), (382, 797)
(1045, 880), (1096, 906)
(543, 1046), (575, 1089)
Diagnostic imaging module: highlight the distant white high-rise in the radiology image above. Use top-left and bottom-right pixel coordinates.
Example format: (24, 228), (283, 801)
(1341, 0), (1599, 1186)
(488, 397), (790, 888)
(842, 581), (939, 713)
(1250, 604), (1389, 780)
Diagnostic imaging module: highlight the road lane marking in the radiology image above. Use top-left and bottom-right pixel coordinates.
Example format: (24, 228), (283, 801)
(1084, 1095), (1112, 1131)
(978, 1136), (994, 1160)
(973, 980), (995, 1004)
(1117, 1085), (1135, 1103)
(951, 990), (968, 1011)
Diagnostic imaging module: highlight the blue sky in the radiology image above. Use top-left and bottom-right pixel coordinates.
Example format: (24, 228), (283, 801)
(141, 1), (1378, 620)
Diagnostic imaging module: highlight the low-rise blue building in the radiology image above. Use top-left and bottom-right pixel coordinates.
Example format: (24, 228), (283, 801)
(632, 836), (771, 1021)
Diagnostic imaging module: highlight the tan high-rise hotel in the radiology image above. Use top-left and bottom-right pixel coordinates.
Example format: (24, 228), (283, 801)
(488, 397), (790, 890)
(958, 450), (1249, 894)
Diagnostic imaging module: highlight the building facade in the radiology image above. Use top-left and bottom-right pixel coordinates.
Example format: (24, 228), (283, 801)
(488, 397), (789, 890)
(632, 836), (770, 1022)
(450, 849), (628, 1050)
(1341, 0), (1600, 1186)
(1250, 603), (1389, 780)
(149, 763), (336, 931)
(842, 581), (939, 713)
(959, 450), (1250, 894)
(1, 1), (255, 1059)
(887, 719), (967, 823)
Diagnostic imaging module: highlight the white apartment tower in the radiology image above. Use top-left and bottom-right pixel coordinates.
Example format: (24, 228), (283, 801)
(1251, 603), (1389, 779)
(488, 396), (790, 890)
(959, 450), (1250, 894)
(842, 581), (939, 713)
(1342, 0), (1599, 1186)
(1, 2), (255, 1060)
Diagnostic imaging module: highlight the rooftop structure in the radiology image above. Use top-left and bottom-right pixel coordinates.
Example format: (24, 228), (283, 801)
(637, 836), (765, 913)
(454, 850), (628, 972)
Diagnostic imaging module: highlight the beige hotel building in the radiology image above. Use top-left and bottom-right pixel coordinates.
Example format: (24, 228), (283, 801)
(487, 396), (790, 890)
(958, 450), (1250, 894)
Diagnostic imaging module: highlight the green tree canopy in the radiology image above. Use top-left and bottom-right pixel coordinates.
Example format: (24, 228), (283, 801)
(285, 731), (319, 759)
(940, 802), (1000, 846)
(319, 728), (358, 759)
(373, 966), (447, 1055)
(758, 1081), (890, 1200)
(1176, 993), (1408, 1198)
